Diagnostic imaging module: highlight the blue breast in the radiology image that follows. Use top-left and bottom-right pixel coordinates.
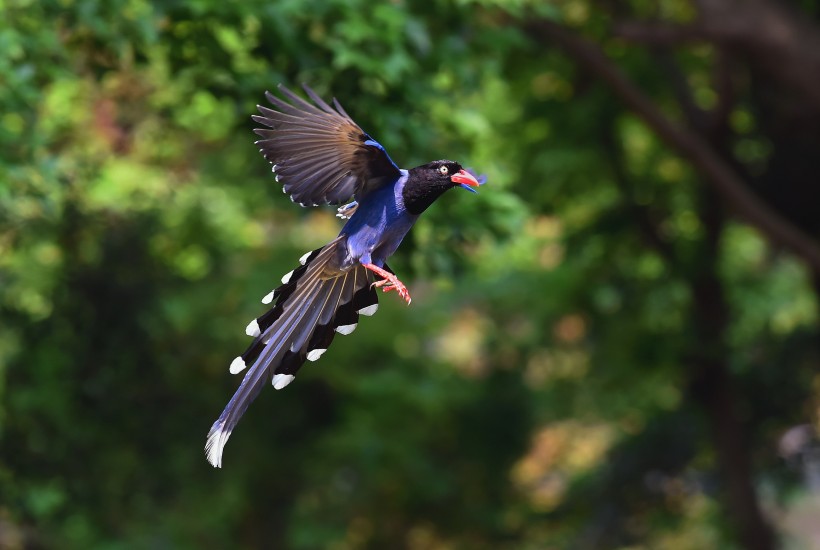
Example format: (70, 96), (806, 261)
(339, 171), (417, 267)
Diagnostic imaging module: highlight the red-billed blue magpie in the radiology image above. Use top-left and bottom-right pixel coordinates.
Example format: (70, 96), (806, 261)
(206, 85), (483, 467)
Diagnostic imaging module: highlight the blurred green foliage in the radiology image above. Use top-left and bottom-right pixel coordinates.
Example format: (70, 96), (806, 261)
(2, 0), (820, 548)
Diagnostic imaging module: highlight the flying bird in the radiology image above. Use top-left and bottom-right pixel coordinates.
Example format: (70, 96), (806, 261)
(206, 84), (483, 467)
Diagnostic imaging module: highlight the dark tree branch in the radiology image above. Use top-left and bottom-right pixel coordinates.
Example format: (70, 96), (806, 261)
(650, 49), (710, 131)
(613, 22), (709, 44)
(527, 20), (820, 273)
(616, 0), (820, 111)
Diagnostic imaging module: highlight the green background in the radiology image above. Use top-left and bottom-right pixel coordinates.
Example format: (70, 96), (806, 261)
(3, 0), (820, 548)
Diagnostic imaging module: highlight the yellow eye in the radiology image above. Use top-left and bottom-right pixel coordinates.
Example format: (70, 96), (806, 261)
(439, 165), (449, 176)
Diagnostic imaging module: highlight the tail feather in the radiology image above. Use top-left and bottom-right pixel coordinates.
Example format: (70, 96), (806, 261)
(206, 238), (379, 468)
(274, 272), (348, 376)
(206, 273), (322, 467)
(289, 276), (342, 352)
(300, 267), (361, 364)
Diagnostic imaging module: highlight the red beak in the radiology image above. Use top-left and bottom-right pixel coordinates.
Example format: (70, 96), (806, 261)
(450, 169), (480, 190)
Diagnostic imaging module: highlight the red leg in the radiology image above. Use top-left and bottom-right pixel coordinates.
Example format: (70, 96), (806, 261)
(362, 263), (412, 305)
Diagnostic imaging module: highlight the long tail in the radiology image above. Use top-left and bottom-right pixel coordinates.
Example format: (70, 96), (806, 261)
(205, 237), (380, 467)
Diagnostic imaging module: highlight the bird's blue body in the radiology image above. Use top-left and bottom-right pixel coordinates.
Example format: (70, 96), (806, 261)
(339, 170), (416, 269)
(205, 84), (482, 467)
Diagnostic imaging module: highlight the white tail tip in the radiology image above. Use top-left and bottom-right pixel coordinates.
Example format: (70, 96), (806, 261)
(272, 373), (295, 390)
(245, 319), (261, 338)
(229, 356), (246, 374)
(205, 423), (232, 468)
(306, 348), (327, 361)
(358, 304), (378, 316)
(335, 323), (357, 335)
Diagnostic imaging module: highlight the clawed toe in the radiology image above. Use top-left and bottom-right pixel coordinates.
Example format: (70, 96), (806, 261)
(364, 263), (412, 305)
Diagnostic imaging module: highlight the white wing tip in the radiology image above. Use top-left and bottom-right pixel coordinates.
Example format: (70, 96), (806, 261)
(245, 319), (261, 338)
(358, 304), (378, 316)
(229, 356), (246, 374)
(281, 270), (294, 284)
(299, 251), (311, 265)
(262, 290), (275, 304)
(335, 323), (357, 335)
(272, 373), (295, 390)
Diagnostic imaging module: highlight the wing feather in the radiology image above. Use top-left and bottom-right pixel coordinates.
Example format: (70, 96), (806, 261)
(253, 84), (402, 206)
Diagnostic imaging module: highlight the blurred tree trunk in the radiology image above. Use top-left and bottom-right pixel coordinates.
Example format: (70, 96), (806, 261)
(688, 188), (775, 550)
(528, 1), (820, 546)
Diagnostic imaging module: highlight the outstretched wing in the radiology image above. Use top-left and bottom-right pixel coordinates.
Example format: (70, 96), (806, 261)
(253, 84), (402, 206)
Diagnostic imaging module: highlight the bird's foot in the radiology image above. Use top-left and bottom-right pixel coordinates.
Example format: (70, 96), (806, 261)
(362, 263), (412, 305)
(374, 278), (411, 303)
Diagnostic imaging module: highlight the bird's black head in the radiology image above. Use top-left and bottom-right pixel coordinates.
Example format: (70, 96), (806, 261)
(402, 160), (480, 215)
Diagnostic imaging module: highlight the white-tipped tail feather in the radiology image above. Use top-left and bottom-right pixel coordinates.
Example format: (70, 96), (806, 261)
(206, 238), (380, 468)
(272, 374), (295, 389)
(358, 304), (378, 316)
(335, 323), (357, 335)
(245, 319), (261, 338)
(229, 356), (246, 374)
(205, 426), (231, 468)
(306, 348), (327, 361)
